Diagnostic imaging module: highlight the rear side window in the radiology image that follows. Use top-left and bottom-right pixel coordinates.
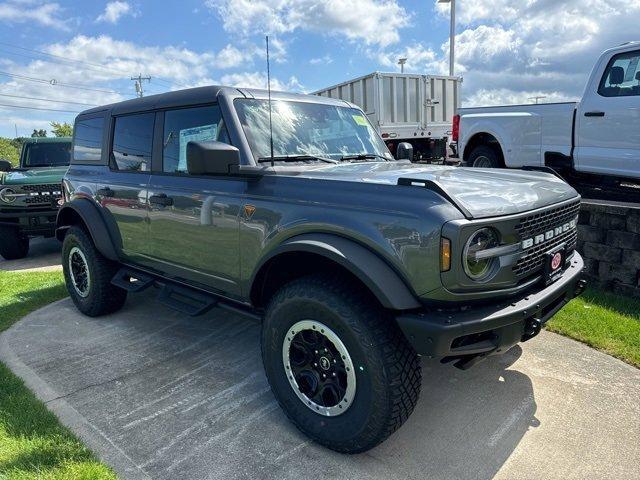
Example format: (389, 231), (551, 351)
(111, 113), (154, 172)
(598, 50), (640, 97)
(73, 117), (103, 163)
(162, 105), (229, 173)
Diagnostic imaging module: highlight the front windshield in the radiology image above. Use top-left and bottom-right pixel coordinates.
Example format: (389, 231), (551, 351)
(234, 99), (391, 162)
(23, 142), (71, 167)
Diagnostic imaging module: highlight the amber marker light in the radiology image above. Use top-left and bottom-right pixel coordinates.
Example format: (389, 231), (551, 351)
(441, 237), (451, 272)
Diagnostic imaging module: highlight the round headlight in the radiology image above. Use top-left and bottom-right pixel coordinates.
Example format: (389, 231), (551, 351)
(0, 187), (16, 203)
(463, 228), (500, 282)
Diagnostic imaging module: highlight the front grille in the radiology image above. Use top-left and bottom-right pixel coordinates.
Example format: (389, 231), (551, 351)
(19, 184), (62, 206)
(513, 200), (580, 277)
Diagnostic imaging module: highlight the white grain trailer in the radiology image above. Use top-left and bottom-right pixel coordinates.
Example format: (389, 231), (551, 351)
(313, 72), (462, 161)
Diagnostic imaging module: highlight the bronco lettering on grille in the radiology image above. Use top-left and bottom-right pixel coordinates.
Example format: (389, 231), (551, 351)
(521, 219), (577, 249)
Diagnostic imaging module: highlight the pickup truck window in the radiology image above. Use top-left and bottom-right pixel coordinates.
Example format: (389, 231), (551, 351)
(22, 142), (71, 167)
(111, 113), (154, 172)
(234, 99), (389, 162)
(74, 117), (103, 163)
(162, 105), (230, 173)
(598, 49), (640, 97)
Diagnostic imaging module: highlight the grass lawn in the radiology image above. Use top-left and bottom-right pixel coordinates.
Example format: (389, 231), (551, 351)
(547, 288), (640, 368)
(0, 270), (115, 480)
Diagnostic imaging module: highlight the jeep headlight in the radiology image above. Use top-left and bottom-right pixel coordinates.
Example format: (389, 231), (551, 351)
(463, 228), (500, 282)
(0, 187), (16, 203)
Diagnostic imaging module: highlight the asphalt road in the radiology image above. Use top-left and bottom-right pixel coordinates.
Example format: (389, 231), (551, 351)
(0, 237), (61, 272)
(1, 294), (638, 480)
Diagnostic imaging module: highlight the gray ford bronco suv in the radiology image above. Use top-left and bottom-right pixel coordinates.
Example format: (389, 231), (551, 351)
(57, 86), (585, 453)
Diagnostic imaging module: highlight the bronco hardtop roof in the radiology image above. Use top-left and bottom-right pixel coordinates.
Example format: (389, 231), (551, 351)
(77, 85), (354, 117)
(23, 136), (72, 144)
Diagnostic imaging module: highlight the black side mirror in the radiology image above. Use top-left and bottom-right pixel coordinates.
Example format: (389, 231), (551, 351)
(0, 159), (12, 172)
(187, 141), (240, 175)
(396, 142), (414, 162)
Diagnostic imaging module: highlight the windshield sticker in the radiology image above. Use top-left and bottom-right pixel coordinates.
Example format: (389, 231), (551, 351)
(178, 124), (218, 171)
(351, 114), (369, 127)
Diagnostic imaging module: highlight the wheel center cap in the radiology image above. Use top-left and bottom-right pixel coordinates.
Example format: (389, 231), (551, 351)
(319, 356), (331, 371)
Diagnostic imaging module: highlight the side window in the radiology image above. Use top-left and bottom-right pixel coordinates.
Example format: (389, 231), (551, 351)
(598, 50), (640, 97)
(111, 113), (154, 171)
(162, 105), (229, 173)
(73, 117), (103, 163)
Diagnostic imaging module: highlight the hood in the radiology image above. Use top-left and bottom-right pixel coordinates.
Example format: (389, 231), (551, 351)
(294, 162), (579, 219)
(0, 166), (68, 186)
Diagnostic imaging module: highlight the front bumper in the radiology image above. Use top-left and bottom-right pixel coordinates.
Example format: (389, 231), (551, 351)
(0, 209), (59, 236)
(397, 252), (585, 365)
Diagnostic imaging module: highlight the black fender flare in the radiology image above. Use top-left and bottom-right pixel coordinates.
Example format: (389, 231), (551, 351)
(251, 233), (421, 310)
(56, 199), (121, 261)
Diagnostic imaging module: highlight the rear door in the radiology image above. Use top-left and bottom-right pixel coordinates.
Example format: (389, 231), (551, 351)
(96, 112), (152, 264)
(576, 48), (640, 179)
(146, 104), (243, 296)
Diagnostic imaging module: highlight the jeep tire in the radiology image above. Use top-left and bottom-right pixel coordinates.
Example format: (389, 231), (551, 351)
(0, 226), (29, 260)
(262, 274), (422, 453)
(62, 226), (127, 317)
(469, 145), (502, 168)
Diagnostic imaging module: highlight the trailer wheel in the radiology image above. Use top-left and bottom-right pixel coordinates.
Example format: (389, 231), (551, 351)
(469, 145), (502, 168)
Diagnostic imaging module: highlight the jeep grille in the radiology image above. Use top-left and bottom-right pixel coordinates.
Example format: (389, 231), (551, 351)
(513, 200), (580, 277)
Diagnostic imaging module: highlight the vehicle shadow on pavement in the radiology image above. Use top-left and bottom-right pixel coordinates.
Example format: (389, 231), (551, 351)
(0, 294), (537, 480)
(0, 238), (61, 272)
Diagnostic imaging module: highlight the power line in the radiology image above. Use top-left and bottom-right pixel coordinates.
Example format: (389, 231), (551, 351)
(0, 93), (97, 106)
(0, 70), (130, 95)
(0, 103), (82, 113)
(0, 41), (190, 89)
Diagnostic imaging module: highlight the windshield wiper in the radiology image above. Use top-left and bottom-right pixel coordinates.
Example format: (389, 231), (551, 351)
(258, 155), (338, 164)
(340, 153), (389, 162)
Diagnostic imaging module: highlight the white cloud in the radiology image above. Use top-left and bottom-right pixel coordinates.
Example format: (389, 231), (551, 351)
(0, 1), (68, 29)
(96, 1), (135, 23)
(309, 55), (333, 65)
(206, 0), (409, 47)
(428, 0), (640, 106)
(219, 71), (303, 91)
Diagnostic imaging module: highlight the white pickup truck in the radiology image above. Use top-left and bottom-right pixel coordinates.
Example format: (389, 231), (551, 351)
(455, 42), (640, 182)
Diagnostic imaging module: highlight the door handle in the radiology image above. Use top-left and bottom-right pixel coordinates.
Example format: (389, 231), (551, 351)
(97, 187), (114, 197)
(149, 193), (174, 206)
(584, 111), (605, 117)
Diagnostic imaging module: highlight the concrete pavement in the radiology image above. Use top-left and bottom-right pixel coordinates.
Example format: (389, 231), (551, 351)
(0, 237), (61, 272)
(0, 293), (638, 480)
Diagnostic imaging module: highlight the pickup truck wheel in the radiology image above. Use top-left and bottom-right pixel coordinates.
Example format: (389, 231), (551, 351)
(62, 226), (127, 317)
(262, 274), (421, 453)
(469, 145), (502, 168)
(0, 226), (29, 260)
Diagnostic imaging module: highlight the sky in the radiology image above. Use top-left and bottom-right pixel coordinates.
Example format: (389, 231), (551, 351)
(0, 0), (638, 138)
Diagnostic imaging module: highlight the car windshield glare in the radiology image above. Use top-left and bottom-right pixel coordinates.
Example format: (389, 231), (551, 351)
(234, 99), (391, 162)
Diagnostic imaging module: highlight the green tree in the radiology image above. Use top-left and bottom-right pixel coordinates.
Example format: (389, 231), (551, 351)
(50, 121), (73, 137)
(0, 138), (20, 166)
(31, 129), (47, 138)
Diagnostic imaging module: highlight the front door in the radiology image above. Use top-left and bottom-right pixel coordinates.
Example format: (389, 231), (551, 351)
(147, 104), (243, 296)
(98, 112), (153, 264)
(576, 48), (640, 179)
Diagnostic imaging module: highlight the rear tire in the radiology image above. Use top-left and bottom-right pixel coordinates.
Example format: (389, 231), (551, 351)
(262, 274), (421, 453)
(468, 145), (502, 168)
(0, 226), (29, 260)
(62, 226), (127, 317)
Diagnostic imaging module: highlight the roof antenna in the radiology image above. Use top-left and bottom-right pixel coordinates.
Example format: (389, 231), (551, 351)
(266, 35), (275, 167)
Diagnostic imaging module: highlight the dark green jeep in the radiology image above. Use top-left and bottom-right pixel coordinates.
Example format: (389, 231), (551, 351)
(57, 87), (585, 453)
(0, 137), (71, 259)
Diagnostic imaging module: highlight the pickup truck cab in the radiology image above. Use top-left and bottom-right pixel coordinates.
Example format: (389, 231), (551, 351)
(57, 86), (585, 453)
(456, 42), (640, 182)
(0, 137), (71, 259)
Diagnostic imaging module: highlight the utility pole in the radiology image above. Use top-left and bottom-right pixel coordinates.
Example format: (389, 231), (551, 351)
(528, 96), (547, 104)
(130, 74), (151, 98)
(14, 123), (18, 138)
(398, 58), (407, 73)
(438, 0), (456, 76)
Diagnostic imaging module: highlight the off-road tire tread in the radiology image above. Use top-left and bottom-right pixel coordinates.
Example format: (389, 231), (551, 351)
(263, 273), (421, 453)
(62, 226), (126, 317)
(0, 226), (29, 260)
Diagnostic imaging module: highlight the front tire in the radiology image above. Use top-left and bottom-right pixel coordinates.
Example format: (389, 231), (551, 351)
(262, 274), (421, 453)
(0, 226), (29, 260)
(468, 145), (502, 168)
(62, 226), (127, 317)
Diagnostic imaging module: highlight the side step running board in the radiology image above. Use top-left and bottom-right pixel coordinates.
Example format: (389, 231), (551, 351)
(158, 284), (218, 316)
(111, 268), (155, 292)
